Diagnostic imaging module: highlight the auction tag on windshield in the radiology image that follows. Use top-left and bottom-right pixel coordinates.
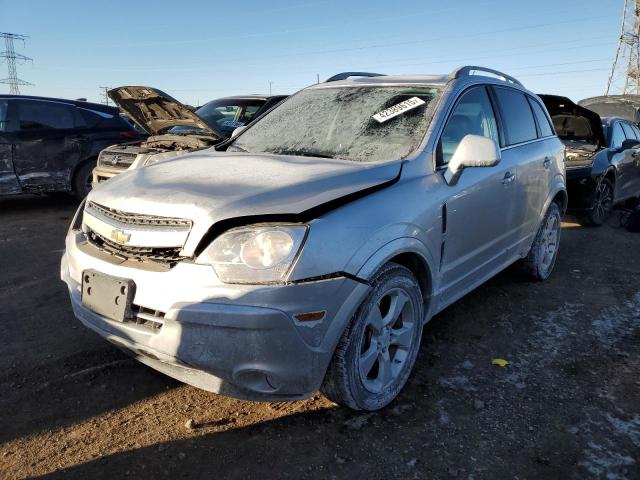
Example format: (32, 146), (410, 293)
(372, 97), (426, 123)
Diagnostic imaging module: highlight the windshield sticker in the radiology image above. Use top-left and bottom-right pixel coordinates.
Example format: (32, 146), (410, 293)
(372, 97), (426, 123)
(221, 120), (245, 128)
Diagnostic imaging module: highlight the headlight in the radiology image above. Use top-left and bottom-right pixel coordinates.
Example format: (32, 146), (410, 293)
(197, 225), (307, 284)
(69, 199), (86, 232)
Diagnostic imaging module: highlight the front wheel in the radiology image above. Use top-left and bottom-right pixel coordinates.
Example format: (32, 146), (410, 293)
(583, 177), (614, 227)
(520, 202), (562, 281)
(321, 262), (424, 411)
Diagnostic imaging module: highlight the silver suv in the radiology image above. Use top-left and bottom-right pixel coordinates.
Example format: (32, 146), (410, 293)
(61, 66), (566, 411)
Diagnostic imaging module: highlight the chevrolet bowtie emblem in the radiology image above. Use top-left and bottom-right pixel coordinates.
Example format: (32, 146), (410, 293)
(110, 229), (131, 244)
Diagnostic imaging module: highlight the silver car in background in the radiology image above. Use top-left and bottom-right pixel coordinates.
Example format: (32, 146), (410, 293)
(61, 66), (566, 411)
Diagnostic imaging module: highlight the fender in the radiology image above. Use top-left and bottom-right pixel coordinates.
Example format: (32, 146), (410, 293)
(537, 173), (568, 227)
(355, 236), (439, 320)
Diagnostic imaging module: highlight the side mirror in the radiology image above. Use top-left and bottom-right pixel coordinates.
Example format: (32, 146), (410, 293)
(444, 135), (501, 186)
(620, 138), (639, 151)
(231, 126), (247, 138)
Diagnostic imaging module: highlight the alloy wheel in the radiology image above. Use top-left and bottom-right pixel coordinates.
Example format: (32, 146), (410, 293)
(539, 212), (559, 274)
(593, 180), (613, 223)
(358, 288), (416, 394)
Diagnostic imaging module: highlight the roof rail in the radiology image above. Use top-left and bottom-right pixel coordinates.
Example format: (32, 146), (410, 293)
(324, 72), (385, 83)
(452, 66), (523, 86)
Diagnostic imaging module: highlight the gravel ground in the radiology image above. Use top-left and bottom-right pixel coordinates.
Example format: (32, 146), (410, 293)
(0, 195), (638, 480)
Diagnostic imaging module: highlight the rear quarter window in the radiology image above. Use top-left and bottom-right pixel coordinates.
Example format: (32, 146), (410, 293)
(494, 87), (538, 145)
(528, 98), (554, 138)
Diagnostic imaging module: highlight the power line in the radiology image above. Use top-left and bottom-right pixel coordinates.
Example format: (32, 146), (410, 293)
(0, 32), (33, 94)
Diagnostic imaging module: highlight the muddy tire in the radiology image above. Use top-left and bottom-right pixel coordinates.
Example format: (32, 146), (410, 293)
(582, 177), (615, 227)
(321, 262), (424, 411)
(72, 161), (96, 200)
(520, 202), (561, 281)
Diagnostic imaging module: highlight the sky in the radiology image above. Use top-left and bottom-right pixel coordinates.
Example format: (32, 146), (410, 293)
(0, 0), (622, 106)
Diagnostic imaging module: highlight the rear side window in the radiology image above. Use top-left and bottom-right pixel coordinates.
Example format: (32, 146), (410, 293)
(0, 100), (7, 132)
(631, 123), (640, 139)
(438, 87), (499, 165)
(16, 100), (75, 130)
(528, 98), (554, 137)
(494, 88), (537, 145)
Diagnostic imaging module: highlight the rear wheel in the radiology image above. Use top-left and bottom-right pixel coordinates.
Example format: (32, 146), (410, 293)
(72, 161), (96, 200)
(583, 177), (614, 227)
(321, 263), (424, 411)
(520, 202), (561, 281)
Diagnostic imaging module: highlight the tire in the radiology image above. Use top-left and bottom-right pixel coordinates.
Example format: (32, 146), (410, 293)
(520, 202), (562, 281)
(320, 262), (424, 411)
(72, 161), (96, 200)
(582, 177), (615, 227)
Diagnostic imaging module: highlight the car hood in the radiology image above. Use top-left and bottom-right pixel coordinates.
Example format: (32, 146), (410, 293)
(108, 86), (221, 138)
(87, 152), (401, 256)
(538, 94), (605, 147)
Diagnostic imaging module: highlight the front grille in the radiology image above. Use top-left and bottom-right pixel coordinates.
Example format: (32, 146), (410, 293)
(87, 230), (184, 265)
(98, 150), (138, 169)
(88, 202), (192, 228)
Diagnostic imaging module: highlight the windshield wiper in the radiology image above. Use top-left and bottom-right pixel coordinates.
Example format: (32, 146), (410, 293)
(275, 150), (336, 159)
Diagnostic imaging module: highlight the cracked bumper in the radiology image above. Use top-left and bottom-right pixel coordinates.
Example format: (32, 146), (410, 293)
(61, 235), (370, 401)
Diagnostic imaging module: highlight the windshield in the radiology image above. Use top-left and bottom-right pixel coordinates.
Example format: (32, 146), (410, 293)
(171, 98), (266, 137)
(228, 86), (441, 163)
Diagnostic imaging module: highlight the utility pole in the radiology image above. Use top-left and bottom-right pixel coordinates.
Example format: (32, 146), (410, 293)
(99, 86), (111, 105)
(316, 73), (320, 84)
(606, 0), (640, 95)
(0, 32), (33, 95)
(269, 81), (273, 96)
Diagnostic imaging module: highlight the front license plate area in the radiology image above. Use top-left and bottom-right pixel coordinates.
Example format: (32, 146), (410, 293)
(81, 270), (136, 322)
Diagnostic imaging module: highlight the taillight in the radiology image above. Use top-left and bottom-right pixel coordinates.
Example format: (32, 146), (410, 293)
(119, 131), (139, 138)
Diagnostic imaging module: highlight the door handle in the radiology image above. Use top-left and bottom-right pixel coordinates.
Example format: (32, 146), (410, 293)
(543, 157), (552, 168)
(502, 172), (515, 185)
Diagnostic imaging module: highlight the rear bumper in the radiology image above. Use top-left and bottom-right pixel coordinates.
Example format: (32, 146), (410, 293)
(61, 240), (370, 401)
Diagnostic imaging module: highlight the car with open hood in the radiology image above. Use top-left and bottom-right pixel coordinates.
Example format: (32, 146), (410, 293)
(92, 87), (286, 184)
(62, 67), (566, 411)
(540, 94), (640, 225)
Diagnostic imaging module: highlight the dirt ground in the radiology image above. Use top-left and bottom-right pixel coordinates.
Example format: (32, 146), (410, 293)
(0, 194), (638, 480)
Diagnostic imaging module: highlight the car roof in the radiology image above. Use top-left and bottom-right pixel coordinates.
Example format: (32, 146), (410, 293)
(310, 74), (451, 89)
(309, 67), (527, 93)
(601, 116), (635, 125)
(0, 94), (118, 112)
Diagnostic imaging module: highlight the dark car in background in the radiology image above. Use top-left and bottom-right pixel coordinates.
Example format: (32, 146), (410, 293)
(0, 95), (143, 199)
(92, 87), (286, 184)
(540, 94), (640, 225)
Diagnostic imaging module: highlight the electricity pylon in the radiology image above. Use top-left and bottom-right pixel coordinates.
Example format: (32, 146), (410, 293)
(0, 32), (33, 94)
(607, 0), (640, 95)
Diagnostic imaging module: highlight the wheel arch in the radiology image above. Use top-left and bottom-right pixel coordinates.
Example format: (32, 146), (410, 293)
(70, 156), (98, 193)
(356, 237), (437, 319)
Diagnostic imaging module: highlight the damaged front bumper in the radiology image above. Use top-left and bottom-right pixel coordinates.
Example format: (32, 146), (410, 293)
(61, 232), (370, 401)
